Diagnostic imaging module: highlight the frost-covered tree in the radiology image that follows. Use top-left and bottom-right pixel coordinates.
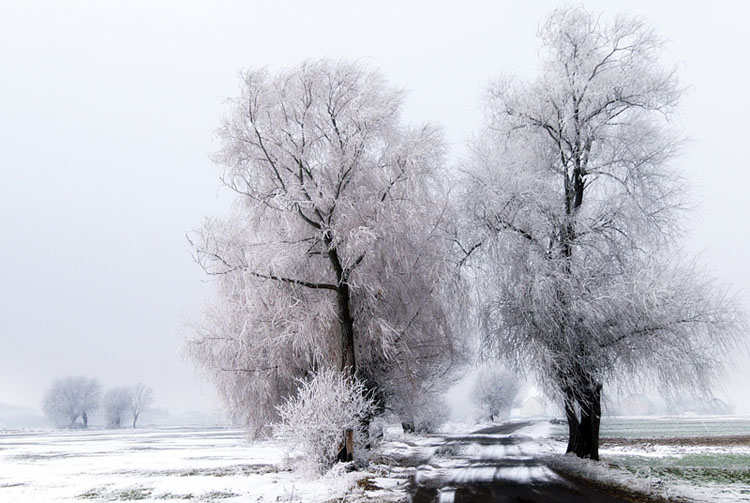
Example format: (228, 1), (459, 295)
(470, 366), (521, 422)
(460, 7), (744, 460)
(274, 368), (375, 474)
(42, 376), (101, 428)
(103, 387), (131, 428)
(130, 383), (154, 428)
(186, 60), (463, 455)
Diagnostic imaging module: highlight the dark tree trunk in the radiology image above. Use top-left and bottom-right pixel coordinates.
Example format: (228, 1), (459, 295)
(564, 395), (579, 454)
(336, 282), (356, 373)
(565, 383), (602, 460)
(133, 413), (139, 429)
(334, 282), (356, 463)
(82, 411), (88, 428)
(557, 95), (600, 460)
(327, 243), (357, 463)
(325, 242), (357, 375)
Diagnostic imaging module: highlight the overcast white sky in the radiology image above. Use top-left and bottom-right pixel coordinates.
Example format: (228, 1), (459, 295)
(1, 1), (749, 415)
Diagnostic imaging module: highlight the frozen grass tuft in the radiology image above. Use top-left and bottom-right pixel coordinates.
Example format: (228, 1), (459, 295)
(115, 487), (152, 500)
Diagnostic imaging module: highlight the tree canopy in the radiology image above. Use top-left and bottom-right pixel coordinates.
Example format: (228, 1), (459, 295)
(187, 60), (464, 437)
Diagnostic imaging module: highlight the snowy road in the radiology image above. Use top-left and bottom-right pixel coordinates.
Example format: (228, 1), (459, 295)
(394, 421), (633, 503)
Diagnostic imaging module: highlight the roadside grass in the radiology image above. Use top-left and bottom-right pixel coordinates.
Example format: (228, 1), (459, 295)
(78, 488), (106, 500)
(549, 416), (750, 500)
(78, 487), (207, 501)
(610, 453), (750, 486)
(546, 455), (689, 503)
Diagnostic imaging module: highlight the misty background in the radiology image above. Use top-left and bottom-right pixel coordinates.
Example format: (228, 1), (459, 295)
(1, 1), (748, 421)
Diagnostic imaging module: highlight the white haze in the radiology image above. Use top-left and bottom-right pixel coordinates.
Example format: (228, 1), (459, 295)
(0, 1), (748, 416)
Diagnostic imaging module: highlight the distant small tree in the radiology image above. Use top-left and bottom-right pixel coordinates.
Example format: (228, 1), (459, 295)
(103, 387), (132, 428)
(42, 376), (101, 428)
(471, 366), (521, 421)
(130, 383), (154, 428)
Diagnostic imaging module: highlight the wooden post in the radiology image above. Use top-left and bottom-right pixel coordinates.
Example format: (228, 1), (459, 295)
(337, 429), (354, 462)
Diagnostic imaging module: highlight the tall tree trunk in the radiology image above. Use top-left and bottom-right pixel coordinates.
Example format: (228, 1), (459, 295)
(559, 160), (599, 459)
(335, 281), (356, 463)
(327, 244), (357, 463)
(565, 383), (602, 460)
(564, 393), (580, 455)
(325, 241), (357, 375)
(133, 413), (139, 429)
(557, 107), (600, 460)
(336, 282), (356, 374)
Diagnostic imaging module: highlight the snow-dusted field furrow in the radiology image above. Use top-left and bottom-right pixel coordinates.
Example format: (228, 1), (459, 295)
(0, 427), (379, 502)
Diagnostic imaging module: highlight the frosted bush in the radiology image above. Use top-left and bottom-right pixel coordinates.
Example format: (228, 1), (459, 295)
(274, 368), (376, 475)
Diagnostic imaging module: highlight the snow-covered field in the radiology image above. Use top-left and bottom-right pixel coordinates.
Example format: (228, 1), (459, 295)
(3, 417), (750, 503)
(0, 426), (395, 502)
(591, 415), (750, 439)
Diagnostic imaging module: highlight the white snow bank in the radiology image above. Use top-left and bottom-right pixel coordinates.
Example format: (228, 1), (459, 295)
(516, 420), (554, 438)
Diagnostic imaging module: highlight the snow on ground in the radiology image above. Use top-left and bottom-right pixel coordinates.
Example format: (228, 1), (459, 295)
(4, 417), (750, 502)
(515, 419), (553, 438)
(369, 418), (564, 494)
(0, 427), (397, 502)
(376, 416), (750, 502)
(601, 441), (750, 458)
(415, 463), (558, 486)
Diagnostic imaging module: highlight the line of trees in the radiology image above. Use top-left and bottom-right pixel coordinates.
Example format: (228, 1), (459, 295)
(187, 6), (745, 466)
(42, 377), (154, 429)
